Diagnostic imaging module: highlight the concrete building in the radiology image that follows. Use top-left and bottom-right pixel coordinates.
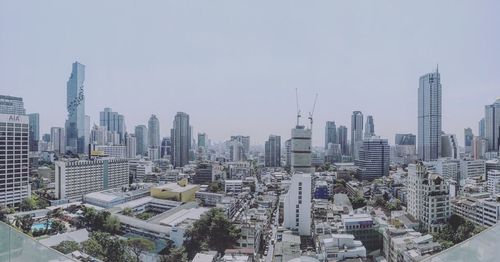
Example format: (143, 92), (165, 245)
(125, 134), (137, 158)
(148, 115), (160, 149)
(394, 133), (417, 165)
(171, 112), (191, 168)
(355, 136), (390, 180)
(0, 95), (26, 115)
(341, 214), (381, 252)
(55, 158), (129, 201)
(150, 179), (199, 202)
(337, 125), (349, 156)
(83, 186), (152, 208)
(464, 128), (474, 154)
(485, 98), (500, 152)
(451, 196), (500, 227)
(230, 135), (250, 155)
(441, 133), (458, 159)
(285, 139), (292, 168)
(50, 127), (66, 154)
(325, 121), (337, 149)
(418, 67), (442, 161)
(283, 173), (312, 236)
(319, 234), (366, 261)
(65, 61), (87, 154)
(90, 124), (108, 145)
(265, 135), (281, 167)
(487, 170), (500, 195)
(479, 118), (486, 138)
(291, 125), (314, 174)
(224, 180), (243, 194)
(93, 145), (126, 159)
(351, 111), (364, 160)
(473, 136), (488, 160)
(99, 107), (125, 144)
(460, 159), (486, 181)
(134, 125), (148, 156)
(0, 113), (31, 207)
(407, 163), (450, 233)
(197, 133), (207, 149)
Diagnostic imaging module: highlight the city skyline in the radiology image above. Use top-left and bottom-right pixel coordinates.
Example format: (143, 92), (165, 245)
(1, 1), (499, 146)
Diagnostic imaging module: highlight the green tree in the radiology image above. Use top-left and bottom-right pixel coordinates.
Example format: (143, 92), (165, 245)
(19, 214), (34, 234)
(127, 237), (155, 262)
(184, 208), (240, 259)
(20, 197), (37, 211)
(122, 207), (134, 217)
(82, 206), (97, 228)
(159, 247), (187, 262)
(207, 182), (223, 193)
(351, 196), (367, 209)
(83, 232), (132, 262)
(53, 240), (80, 254)
(51, 220), (66, 234)
(83, 238), (105, 260)
(104, 215), (121, 234)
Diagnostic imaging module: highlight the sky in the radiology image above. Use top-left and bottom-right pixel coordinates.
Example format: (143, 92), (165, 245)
(1, 0), (499, 147)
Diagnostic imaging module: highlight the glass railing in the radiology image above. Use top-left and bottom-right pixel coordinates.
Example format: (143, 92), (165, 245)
(0, 221), (76, 262)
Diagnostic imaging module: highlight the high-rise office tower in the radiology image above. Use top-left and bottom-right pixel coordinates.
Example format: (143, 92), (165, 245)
(0, 113), (31, 207)
(337, 125), (348, 155)
(285, 139), (292, 168)
(479, 118), (485, 138)
(351, 111), (364, 160)
(160, 137), (172, 158)
(231, 135), (250, 155)
(171, 112), (191, 168)
(90, 124), (108, 145)
(265, 135), (281, 167)
(148, 114), (160, 149)
(134, 125), (148, 156)
(0, 95), (26, 115)
(99, 108), (126, 144)
(324, 121), (337, 149)
(364, 115), (375, 139)
(418, 67), (442, 161)
(198, 133), (207, 149)
(291, 125), (314, 174)
(51, 127), (66, 154)
(65, 61), (86, 154)
(484, 98), (500, 152)
(355, 137), (390, 180)
(125, 134), (137, 158)
(28, 113), (39, 152)
(464, 128), (474, 154)
(441, 134), (458, 159)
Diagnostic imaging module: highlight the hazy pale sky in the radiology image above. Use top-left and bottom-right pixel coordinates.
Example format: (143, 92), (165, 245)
(1, 1), (499, 146)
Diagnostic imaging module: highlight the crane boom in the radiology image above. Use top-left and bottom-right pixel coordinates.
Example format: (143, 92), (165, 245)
(295, 88), (301, 126)
(308, 93), (318, 129)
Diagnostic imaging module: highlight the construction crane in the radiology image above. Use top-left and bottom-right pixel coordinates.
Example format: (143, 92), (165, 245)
(308, 93), (318, 130)
(295, 88), (301, 127)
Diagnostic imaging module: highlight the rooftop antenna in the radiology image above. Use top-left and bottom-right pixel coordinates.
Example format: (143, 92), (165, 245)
(308, 93), (318, 130)
(295, 88), (301, 127)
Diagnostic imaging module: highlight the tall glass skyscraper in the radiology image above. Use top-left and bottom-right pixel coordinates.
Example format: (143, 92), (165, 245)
(337, 125), (348, 156)
(134, 125), (148, 156)
(28, 113), (39, 151)
(364, 115), (375, 138)
(485, 98), (500, 152)
(418, 67), (442, 161)
(324, 121), (337, 149)
(171, 112), (191, 168)
(147, 115), (160, 149)
(351, 111), (363, 160)
(99, 108), (126, 144)
(65, 61), (86, 154)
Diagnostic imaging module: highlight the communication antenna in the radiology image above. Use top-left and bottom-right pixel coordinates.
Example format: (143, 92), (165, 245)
(295, 88), (301, 127)
(308, 93), (318, 130)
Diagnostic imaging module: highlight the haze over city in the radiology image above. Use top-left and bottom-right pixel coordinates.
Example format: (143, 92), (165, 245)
(1, 0), (500, 146)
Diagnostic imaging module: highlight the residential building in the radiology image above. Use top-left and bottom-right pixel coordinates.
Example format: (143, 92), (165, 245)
(407, 163), (450, 233)
(451, 196), (500, 227)
(355, 137), (390, 180)
(55, 158), (129, 201)
(342, 214), (381, 252)
(283, 173), (312, 236)
(418, 67), (442, 161)
(351, 111), (363, 159)
(50, 127), (66, 154)
(126, 134), (137, 158)
(487, 170), (500, 195)
(265, 135), (281, 167)
(65, 61), (86, 154)
(460, 159), (486, 181)
(171, 112), (191, 168)
(224, 180), (243, 194)
(0, 113), (31, 207)
(319, 234), (366, 261)
(485, 98), (500, 152)
(473, 136), (488, 160)
(93, 145), (127, 158)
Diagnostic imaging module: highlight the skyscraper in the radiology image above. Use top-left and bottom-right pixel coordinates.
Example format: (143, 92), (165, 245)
(28, 113), (39, 152)
(418, 67), (442, 161)
(99, 108), (126, 144)
(0, 95), (26, 115)
(291, 125), (314, 174)
(198, 133), (207, 149)
(441, 133), (458, 159)
(231, 135), (250, 155)
(0, 113), (30, 207)
(65, 61), (86, 154)
(351, 111), (363, 160)
(134, 125), (148, 156)
(125, 134), (137, 158)
(484, 98), (500, 152)
(479, 118), (485, 138)
(464, 128), (473, 154)
(50, 127), (66, 154)
(337, 125), (348, 156)
(171, 112), (191, 168)
(324, 121), (337, 149)
(160, 137), (172, 158)
(148, 114), (160, 149)
(265, 135), (281, 167)
(285, 139), (292, 168)
(364, 115), (375, 139)
(355, 137), (390, 180)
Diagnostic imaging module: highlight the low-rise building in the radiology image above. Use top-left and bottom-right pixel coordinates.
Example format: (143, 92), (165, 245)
(319, 233), (366, 261)
(451, 195), (500, 227)
(150, 179), (199, 202)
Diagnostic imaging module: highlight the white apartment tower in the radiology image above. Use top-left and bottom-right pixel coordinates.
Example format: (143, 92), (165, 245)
(407, 163), (450, 233)
(284, 173), (312, 236)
